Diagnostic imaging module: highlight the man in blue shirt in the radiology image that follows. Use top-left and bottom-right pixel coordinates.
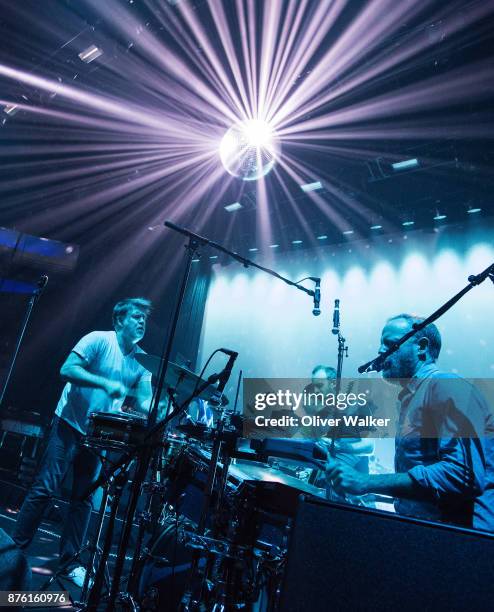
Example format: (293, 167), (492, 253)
(326, 313), (494, 531)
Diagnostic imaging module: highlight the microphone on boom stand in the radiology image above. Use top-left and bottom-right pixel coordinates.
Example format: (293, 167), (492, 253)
(332, 299), (340, 335)
(312, 278), (321, 316)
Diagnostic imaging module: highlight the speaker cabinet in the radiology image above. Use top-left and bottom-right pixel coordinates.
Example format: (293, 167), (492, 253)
(280, 497), (494, 611)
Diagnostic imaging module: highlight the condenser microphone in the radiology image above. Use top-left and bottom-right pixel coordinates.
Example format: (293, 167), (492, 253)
(332, 299), (340, 335)
(312, 279), (321, 316)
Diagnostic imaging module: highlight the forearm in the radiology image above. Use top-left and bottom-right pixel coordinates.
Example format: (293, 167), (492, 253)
(362, 473), (416, 498)
(135, 379), (153, 414)
(336, 438), (374, 455)
(61, 364), (109, 391)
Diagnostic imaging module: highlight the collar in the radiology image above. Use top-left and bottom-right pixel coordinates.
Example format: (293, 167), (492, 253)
(398, 362), (439, 401)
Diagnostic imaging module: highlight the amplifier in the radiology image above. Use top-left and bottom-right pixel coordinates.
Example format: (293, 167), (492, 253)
(280, 496), (494, 611)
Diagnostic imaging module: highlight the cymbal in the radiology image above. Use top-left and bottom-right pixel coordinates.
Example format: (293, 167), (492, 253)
(135, 354), (222, 404)
(232, 461), (325, 498)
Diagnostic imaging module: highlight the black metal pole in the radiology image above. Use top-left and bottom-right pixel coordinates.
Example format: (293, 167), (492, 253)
(107, 237), (199, 608)
(0, 275), (48, 410)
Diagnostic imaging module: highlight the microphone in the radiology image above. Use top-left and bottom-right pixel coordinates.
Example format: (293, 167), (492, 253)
(312, 279), (321, 316)
(332, 299), (340, 335)
(358, 355), (385, 374)
(216, 349), (238, 394)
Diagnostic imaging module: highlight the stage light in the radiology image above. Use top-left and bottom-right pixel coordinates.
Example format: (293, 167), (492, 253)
(433, 213), (447, 221)
(224, 202), (243, 212)
(342, 230), (354, 235)
(300, 181), (323, 193)
(292, 239), (303, 244)
(219, 119), (281, 181)
(392, 158), (419, 171)
(370, 224), (382, 230)
(316, 235), (328, 240)
(467, 207), (481, 214)
(78, 45), (103, 64)
(3, 104), (19, 116)
(402, 221), (415, 226)
(269, 243), (280, 248)
(192, 258), (200, 263)
(248, 247), (258, 252)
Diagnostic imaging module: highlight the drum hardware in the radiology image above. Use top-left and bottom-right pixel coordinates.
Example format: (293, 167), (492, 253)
(84, 412), (147, 453)
(74, 347), (239, 609)
(135, 355), (228, 408)
(39, 449), (127, 606)
(84, 455), (136, 610)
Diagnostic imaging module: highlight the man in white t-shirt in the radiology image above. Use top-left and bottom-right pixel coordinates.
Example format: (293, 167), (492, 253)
(13, 297), (153, 587)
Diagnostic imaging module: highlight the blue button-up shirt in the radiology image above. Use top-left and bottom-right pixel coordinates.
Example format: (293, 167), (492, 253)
(394, 363), (494, 531)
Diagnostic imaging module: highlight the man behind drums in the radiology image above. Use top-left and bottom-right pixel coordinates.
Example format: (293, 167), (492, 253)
(13, 297), (153, 587)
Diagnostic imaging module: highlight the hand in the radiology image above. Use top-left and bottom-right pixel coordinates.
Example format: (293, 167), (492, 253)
(326, 458), (368, 496)
(104, 380), (127, 399)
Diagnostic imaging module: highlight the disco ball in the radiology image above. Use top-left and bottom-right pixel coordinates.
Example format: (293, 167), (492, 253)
(219, 119), (281, 181)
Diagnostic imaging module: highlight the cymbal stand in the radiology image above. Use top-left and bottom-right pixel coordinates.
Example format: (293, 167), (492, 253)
(181, 414), (226, 610)
(78, 482), (111, 604)
(106, 235), (204, 611)
(84, 456), (135, 611)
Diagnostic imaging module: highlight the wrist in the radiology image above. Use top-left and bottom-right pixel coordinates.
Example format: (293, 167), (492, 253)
(358, 474), (370, 495)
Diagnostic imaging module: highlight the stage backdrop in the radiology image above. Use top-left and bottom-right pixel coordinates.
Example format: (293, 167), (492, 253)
(197, 220), (493, 472)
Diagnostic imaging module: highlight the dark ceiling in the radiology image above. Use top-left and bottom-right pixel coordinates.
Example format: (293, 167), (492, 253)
(0, 0), (493, 256)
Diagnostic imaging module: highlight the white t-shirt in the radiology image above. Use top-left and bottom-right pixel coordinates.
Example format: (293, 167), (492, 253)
(55, 330), (151, 434)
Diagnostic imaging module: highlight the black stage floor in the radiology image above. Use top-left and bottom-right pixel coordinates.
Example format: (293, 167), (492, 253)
(0, 496), (133, 611)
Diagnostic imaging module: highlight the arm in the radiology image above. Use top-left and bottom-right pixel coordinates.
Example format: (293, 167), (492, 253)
(60, 352), (126, 399)
(134, 374), (153, 415)
(407, 437), (485, 501)
(335, 438), (375, 455)
(327, 438), (485, 501)
(407, 381), (487, 501)
(326, 458), (416, 498)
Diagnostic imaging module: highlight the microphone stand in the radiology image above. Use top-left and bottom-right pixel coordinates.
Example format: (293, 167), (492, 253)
(358, 261), (494, 374)
(105, 234), (201, 611)
(326, 301), (348, 501)
(164, 221), (317, 301)
(0, 275), (48, 410)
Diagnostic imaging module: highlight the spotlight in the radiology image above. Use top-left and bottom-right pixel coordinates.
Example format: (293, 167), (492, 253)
(316, 235), (328, 240)
(269, 243), (280, 249)
(300, 181), (323, 193)
(3, 104), (19, 116)
(392, 158), (419, 171)
(219, 119), (281, 181)
(433, 213), (447, 221)
(248, 247), (258, 252)
(402, 221), (415, 227)
(292, 239), (303, 244)
(209, 255), (218, 260)
(467, 207), (481, 214)
(342, 230), (354, 235)
(224, 202), (243, 212)
(370, 224), (382, 230)
(78, 45), (103, 64)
